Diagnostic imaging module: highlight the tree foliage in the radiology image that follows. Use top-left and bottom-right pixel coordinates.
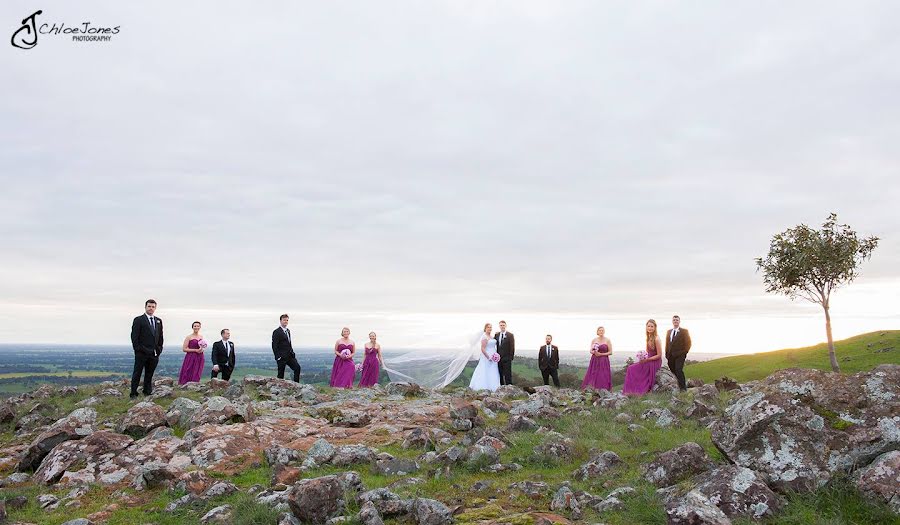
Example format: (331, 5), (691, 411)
(755, 213), (879, 307)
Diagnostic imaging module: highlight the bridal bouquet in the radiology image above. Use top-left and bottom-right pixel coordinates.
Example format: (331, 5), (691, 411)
(490, 353), (501, 363)
(197, 339), (209, 351)
(591, 343), (601, 354)
(341, 349), (352, 359)
(355, 363), (363, 373)
(635, 349), (649, 361)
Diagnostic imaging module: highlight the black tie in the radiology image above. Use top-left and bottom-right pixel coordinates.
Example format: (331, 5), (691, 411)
(286, 328), (291, 342)
(149, 317), (156, 334)
(546, 345), (550, 358)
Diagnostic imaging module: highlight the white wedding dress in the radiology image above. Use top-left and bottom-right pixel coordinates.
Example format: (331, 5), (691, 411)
(469, 334), (501, 391)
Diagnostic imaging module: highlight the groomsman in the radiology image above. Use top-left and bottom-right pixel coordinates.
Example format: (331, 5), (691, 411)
(272, 314), (301, 382)
(129, 299), (163, 398)
(495, 320), (515, 385)
(538, 334), (560, 387)
(664, 315), (692, 391)
(211, 329), (236, 380)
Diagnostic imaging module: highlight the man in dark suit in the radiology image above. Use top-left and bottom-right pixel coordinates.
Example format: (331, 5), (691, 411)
(211, 328), (236, 380)
(538, 334), (560, 387)
(272, 314), (301, 382)
(130, 299), (163, 398)
(664, 315), (692, 391)
(494, 320), (515, 385)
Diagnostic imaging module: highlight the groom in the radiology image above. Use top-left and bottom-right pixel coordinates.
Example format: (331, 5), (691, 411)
(664, 315), (692, 391)
(494, 320), (515, 385)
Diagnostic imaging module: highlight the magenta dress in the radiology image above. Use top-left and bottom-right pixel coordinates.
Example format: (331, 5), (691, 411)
(581, 344), (612, 391)
(330, 343), (356, 388)
(357, 346), (381, 387)
(178, 339), (204, 385)
(622, 343), (663, 395)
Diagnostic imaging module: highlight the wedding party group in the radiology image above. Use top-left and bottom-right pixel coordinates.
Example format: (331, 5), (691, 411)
(471, 317), (692, 395)
(128, 299), (691, 399)
(272, 314), (385, 388)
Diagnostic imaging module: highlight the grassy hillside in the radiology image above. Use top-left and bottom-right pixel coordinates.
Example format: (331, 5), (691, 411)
(686, 330), (900, 384)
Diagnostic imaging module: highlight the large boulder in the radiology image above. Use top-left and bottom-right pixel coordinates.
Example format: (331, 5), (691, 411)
(412, 498), (452, 525)
(711, 365), (900, 493)
(189, 396), (254, 428)
(119, 402), (167, 438)
(357, 488), (412, 517)
(32, 431), (133, 485)
(165, 397), (202, 428)
(854, 450), (900, 514)
(572, 451), (622, 481)
(287, 475), (346, 524)
(692, 465), (783, 520)
(653, 367), (680, 393)
(666, 490), (732, 525)
(17, 408), (97, 472)
(385, 382), (423, 397)
(644, 442), (713, 488)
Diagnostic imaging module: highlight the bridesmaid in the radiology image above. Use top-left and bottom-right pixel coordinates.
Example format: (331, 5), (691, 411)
(622, 319), (663, 395)
(329, 327), (356, 388)
(358, 332), (384, 387)
(581, 326), (612, 390)
(178, 321), (206, 385)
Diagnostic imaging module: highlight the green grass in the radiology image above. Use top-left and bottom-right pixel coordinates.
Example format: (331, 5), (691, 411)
(686, 330), (900, 384)
(737, 477), (900, 525)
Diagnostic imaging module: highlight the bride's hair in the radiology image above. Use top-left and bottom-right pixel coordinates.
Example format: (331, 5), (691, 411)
(483, 323), (492, 333)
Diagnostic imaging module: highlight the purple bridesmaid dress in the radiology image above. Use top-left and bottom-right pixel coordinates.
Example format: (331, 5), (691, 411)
(622, 343), (662, 395)
(330, 343), (356, 388)
(357, 346), (380, 387)
(178, 339), (204, 385)
(581, 344), (612, 391)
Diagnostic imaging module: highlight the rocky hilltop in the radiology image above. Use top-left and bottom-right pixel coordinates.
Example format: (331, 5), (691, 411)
(0, 365), (898, 525)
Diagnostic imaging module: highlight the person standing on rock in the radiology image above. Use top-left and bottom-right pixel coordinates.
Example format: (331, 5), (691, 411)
(130, 299), (164, 398)
(538, 334), (560, 387)
(272, 314), (301, 382)
(211, 328), (236, 381)
(665, 315), (692, 391)
(495, 320), (515, 385)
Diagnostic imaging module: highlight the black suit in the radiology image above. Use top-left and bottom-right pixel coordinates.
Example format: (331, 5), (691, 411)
(664, 328), (692, 391)
(211, 340), (236, 380)
(494, 331), (515, 385)
(272, 327), (301, 382)
(130, 314), (163, 396)
(538, 344), (560, 387)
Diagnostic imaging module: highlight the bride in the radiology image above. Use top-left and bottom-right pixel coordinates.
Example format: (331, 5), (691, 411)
(469, 323), (501, 391)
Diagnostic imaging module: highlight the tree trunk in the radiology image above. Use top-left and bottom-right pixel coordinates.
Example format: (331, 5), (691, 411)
(824, 304), (840, 372)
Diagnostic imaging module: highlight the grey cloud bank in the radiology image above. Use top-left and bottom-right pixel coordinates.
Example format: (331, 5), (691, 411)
(1, 1), (898, 353)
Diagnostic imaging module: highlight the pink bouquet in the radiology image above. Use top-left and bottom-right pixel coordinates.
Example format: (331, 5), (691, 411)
(355, 363), (363, 373)
(198, 339), (209, 350)
(490, 353), (501, 363)
(591, 343), (601, 354)
(340, 349), (351, 359)
(635, 350), (649, 361)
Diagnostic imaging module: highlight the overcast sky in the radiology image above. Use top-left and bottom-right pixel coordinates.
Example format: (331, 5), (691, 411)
(1, 1), (898, 354)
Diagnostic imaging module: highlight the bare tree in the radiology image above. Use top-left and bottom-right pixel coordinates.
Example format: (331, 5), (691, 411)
(755, 213), (879, 372)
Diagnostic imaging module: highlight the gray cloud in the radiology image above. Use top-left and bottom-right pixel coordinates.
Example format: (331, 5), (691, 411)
(1, 1), (898, 351)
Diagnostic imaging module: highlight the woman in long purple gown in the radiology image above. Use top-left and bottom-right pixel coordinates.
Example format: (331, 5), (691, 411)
(330, 327), (356, 388)
(581, 326), (612, 390)
(358, 331), (384, 387)
(622, 319), (663, 396)
(178, 321), (206, 385)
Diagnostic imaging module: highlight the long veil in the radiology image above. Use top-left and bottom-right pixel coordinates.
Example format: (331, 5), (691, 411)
(383, 332), (484, 389)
